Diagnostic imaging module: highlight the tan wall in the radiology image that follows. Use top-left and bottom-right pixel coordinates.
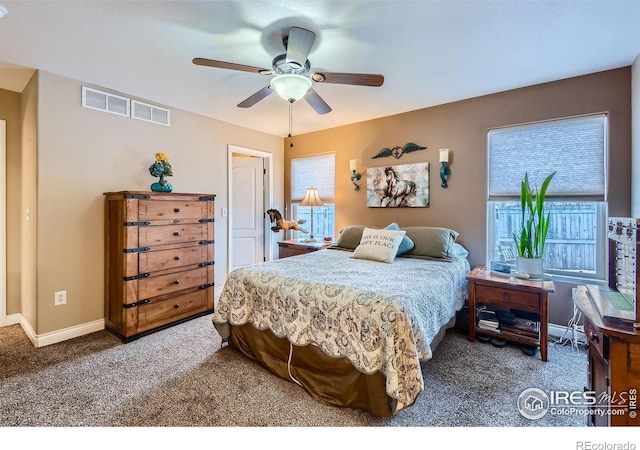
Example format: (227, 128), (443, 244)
(33, 71), (283, 335)
(21, 72), (38, 328)
(0, 87), (22, 315)
(286, 68), (632, 325)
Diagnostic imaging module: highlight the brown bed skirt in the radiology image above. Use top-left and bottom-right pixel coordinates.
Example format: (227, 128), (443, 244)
(228, 316), (455, 417)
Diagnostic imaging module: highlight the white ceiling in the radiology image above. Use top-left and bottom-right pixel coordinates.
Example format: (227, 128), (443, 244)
(0, 1), (639, 138)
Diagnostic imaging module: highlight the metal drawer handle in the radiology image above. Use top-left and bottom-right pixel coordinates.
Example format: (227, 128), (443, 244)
(589, 332), (599, 343)
(174, 280), (180, 285)
(174, 256), (181, 261)
(174, 208), (180, 213)
(502, 292), (509, 300)
(173, 231), (180, 236)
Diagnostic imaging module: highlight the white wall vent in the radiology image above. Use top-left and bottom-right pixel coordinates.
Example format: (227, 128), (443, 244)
(81, 86), (130, 117)
(131, 100), (171, 126)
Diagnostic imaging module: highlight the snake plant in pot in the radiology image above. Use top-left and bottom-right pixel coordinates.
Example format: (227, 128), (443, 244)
(513, 171), (556, 278)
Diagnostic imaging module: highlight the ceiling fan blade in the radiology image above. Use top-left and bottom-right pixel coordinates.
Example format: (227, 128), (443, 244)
(286, 27), (316, 68)
(312, 72), (384, 87)
(237, 86), (274, 108)
(304, 88), (332, 115)
(193, 57), (271, 75)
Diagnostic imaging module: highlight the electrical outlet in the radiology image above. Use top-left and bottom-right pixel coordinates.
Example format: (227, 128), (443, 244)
(54, 290), (67, 306)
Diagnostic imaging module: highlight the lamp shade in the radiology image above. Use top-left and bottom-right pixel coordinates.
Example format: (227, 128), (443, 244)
(270, 74), (312, 102)
(299, 187), (325, 207)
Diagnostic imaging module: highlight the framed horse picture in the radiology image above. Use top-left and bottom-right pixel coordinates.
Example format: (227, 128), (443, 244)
(366, 162), (429, 207)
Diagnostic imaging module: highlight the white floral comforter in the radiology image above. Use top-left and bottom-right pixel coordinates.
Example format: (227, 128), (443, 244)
(213, 248), (470, 413)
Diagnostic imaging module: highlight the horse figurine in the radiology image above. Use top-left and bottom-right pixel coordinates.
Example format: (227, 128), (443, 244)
(266, 209), (309, 234)
(381, 166), (417, 207)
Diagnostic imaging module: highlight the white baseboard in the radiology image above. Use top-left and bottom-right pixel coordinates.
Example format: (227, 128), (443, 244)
(19, 315), (105, 348)
(549, 322), (586, 343)
(1, 312), (21, 326)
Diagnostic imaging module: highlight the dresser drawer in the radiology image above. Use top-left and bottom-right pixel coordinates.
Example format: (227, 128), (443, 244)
(138, 267), (209, 299)
(137, 289), (210, 332)
(584, 316), (609, 359)
(138, 200), (210, 221)
(475, 284), (540, 312)
(139, 245), (209, 273)
(139, 223), (209, 247)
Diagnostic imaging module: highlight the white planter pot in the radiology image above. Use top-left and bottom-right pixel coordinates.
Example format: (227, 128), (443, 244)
(516, 257), (544, 278)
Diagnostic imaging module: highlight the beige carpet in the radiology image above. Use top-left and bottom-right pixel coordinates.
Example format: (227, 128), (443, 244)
(0, 314), (588, 428)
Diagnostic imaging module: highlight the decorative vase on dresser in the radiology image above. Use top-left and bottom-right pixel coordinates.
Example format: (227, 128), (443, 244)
(103, 191), (215, 342)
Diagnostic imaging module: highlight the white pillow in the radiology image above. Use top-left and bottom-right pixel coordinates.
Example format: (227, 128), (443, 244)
(351, 227), (407, 263)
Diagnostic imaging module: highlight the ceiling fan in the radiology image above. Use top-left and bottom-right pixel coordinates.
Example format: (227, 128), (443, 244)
(193, 26), (384, 115)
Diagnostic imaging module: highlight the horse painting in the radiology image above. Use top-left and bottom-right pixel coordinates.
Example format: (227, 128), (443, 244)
(266, 209), (309, 234)
(366, 162), (429, 208)
(381, 166), (417, 207)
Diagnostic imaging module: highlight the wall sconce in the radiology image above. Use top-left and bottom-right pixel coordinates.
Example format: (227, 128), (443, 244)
(350, 159), (361, 191)
(439, 149), (451, 188)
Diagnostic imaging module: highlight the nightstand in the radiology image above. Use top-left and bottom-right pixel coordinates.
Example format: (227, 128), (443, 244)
(466, 266), (555, 361)
(278, 240), (332, 259)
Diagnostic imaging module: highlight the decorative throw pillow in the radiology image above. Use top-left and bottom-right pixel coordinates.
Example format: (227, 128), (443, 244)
(384, 222), (415, 255)
(330, 226), (365, 251)
(402, 227), (460, 261)
(351, 227), (407, 263)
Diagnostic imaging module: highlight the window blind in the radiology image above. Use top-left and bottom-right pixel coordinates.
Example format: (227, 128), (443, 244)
(488, 114), (606, 199)
(291, 153), (335, 201)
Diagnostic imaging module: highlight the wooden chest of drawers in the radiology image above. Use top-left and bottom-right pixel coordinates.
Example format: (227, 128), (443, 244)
(104, 191), (215, 342)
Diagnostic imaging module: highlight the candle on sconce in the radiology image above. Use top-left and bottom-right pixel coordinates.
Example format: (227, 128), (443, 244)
(350, 159), (357, 172)
(439, 149), (449, 163)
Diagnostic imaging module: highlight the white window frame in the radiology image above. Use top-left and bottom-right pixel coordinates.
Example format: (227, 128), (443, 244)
(486, 114), (609, 283)
(290, 153), (336, 240)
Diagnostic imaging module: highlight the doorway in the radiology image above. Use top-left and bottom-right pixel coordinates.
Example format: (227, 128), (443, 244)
(227, 145), (273, 274)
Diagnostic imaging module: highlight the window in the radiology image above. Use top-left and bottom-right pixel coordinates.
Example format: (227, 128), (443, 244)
(291, 153), (335, 240)
(487, 114), (608, 282)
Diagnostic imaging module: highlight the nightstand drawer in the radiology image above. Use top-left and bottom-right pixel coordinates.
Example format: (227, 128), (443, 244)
(476, 284), (540, 312)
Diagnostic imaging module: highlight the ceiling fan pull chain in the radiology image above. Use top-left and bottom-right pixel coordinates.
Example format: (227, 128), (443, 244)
(289, 100), (294, 148)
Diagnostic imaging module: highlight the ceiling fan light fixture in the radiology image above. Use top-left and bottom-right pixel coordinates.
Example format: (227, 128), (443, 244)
(0, 4), (7, 18)
(270, 74), (312, 102)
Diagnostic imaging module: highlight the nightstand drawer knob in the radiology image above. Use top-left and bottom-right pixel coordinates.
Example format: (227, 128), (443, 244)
(174, 256), (181, 261)
(174, 208), (180, 213)
(174, 304), (180, 309)
(173, 231), (180, 236)
(174, 280), (180, 285)
(590, 332), (599, 343)
(502, 292), (509, 299)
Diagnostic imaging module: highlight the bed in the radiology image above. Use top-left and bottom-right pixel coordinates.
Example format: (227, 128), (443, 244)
(213, 225), (470, 416)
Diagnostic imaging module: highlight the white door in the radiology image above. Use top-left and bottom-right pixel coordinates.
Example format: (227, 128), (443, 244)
(231, 155), (265, 270)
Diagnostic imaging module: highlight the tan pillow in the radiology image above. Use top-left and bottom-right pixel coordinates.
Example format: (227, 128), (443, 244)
(351, 227), (406, 263)
(402, 227), (459, 261)
(330, 226), (365, 251)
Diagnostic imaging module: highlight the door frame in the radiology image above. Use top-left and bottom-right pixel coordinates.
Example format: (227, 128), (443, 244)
(227, 144), (273, 275)
(1, 120), (7, 326)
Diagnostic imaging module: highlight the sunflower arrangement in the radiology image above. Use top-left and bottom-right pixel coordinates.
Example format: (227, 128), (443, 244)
(148, 152), (173, 178)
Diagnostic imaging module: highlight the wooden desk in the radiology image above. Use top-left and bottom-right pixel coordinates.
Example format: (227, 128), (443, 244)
(466, 266), (555, 361)
(574, 285), (640, 426)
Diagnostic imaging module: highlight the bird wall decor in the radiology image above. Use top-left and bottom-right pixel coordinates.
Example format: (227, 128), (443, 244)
(371, 143), (427, 159)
